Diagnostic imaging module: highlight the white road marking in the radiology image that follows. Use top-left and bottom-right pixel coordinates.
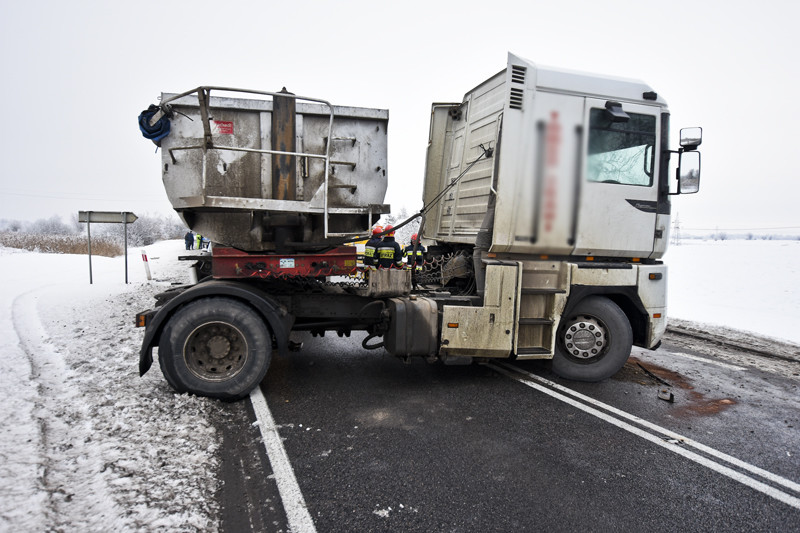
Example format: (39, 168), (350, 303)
(250, 385), (317, 533)
(491, 362), (800, 510)
(503, 363), (800, 493)
(666, 351), (747, 371)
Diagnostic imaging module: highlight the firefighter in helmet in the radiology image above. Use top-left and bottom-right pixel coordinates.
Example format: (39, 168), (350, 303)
(363, 225), (383, 270)
(404, 233), (426, 271)
(376, 225), (403, 269)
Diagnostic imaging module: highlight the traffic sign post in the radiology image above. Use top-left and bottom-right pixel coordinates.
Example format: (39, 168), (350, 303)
(78, 211), (139, 284)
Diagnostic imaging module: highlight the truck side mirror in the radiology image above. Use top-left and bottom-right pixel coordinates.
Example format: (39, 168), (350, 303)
(678, 150), (701, 194)
(680, 127), (702, 150)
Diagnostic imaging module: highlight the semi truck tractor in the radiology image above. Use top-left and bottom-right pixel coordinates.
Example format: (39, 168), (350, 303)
(136, 52), (702, 401)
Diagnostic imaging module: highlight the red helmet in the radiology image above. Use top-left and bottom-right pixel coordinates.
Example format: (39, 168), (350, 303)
(411, 233), (418, 242)
(372, 225), (383, 236)
(384, 225), (395, 237)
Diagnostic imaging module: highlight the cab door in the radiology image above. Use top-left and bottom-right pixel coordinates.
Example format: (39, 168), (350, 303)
(572, 99), (661, 258)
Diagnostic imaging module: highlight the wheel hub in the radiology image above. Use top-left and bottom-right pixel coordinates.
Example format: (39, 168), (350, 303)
(183, 322), (248, 382)
(207, 335), (231, 359)
(563, 316), (607, 360)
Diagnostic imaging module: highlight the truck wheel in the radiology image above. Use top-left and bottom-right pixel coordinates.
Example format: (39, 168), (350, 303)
(552, 296), (632, 382)
(158, 297), (272, 401)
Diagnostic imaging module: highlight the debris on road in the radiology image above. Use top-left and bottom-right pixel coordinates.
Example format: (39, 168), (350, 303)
(658, 388), (675, 402)
(638, 362), (672, 387)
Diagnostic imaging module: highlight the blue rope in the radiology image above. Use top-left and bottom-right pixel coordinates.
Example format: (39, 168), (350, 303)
(138, 104), (171, 144)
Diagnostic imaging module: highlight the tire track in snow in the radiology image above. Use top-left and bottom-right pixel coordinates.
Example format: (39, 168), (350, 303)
(11, 287), (120, 531)
(10, 282), (225, 531)
(1, 288), (50, 531)
(2, 242), (224, 531)
(10, 287), (77, 529)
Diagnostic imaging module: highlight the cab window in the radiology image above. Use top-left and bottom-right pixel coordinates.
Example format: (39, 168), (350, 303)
(587, 109), (656, 186)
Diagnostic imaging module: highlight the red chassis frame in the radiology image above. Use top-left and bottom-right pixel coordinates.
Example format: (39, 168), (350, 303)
(211, 246), (359, 279)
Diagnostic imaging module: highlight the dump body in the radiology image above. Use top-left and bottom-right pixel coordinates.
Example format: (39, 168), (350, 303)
(160, 88), (390, 251)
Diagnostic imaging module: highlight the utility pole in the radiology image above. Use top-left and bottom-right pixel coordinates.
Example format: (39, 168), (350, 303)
(671, 213), (682, 246)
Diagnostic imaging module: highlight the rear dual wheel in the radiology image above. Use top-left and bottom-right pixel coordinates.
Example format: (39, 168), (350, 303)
(552, 296), (633, 382)
(158, 297), (272, 401)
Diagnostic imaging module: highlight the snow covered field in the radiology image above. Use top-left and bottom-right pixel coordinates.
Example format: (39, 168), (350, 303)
(1, 238), (797, 529)
(665, 239), (800, 344)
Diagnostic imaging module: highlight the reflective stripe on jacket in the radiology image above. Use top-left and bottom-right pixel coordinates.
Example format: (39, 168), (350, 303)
(363, 236), (383, 268)
(376, 238), (403, 268)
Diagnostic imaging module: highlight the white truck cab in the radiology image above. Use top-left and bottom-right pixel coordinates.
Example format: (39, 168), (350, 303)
(423, 52), (701, 380)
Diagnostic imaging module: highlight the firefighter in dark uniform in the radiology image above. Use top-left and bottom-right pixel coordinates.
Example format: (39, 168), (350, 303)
(376, 225), (403, 269)
(404, 233), (426, 270)
(363, 225), (383, 270)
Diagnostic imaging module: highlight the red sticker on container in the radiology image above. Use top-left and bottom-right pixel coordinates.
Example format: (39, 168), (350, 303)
(213, 120), (234, 134)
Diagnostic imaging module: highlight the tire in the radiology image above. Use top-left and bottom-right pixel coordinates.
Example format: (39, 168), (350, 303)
(158, 297), (272, 401)
(552, 296), (633, 382)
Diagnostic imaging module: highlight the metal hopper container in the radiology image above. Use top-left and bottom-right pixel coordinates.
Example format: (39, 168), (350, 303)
(149, 87), (390, 252)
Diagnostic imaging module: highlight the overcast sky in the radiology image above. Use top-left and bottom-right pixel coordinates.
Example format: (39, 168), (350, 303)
(1, 0), (798, 234)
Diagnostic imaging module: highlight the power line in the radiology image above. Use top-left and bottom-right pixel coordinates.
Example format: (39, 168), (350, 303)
(0, 191), (165, 201)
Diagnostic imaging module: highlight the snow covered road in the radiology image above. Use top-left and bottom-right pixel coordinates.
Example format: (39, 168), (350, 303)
(1, 241), (222, 531)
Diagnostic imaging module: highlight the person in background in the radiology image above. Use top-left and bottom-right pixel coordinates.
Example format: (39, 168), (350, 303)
(363, 225), (383, 270)
(376, 225), (403, 269)
(185, 230), (194, 250)
(196, 233), (203, 250)
(404, 233), (426, 270)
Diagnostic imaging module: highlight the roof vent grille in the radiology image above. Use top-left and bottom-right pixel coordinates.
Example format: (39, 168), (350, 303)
(511, 65), (527, 84)
(509, 88), (524, 110)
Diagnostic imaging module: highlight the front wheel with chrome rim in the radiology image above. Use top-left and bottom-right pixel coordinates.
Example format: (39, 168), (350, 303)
(158, 297), (272, 401)
(552, 296), (632, 382)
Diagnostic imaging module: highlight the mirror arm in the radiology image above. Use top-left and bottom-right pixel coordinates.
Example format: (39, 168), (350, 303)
(666, 148), (687, 196)
(670, 164), (682, 195)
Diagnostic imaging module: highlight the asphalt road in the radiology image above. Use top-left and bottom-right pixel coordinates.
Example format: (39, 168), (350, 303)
(218, 333), (800, 532)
